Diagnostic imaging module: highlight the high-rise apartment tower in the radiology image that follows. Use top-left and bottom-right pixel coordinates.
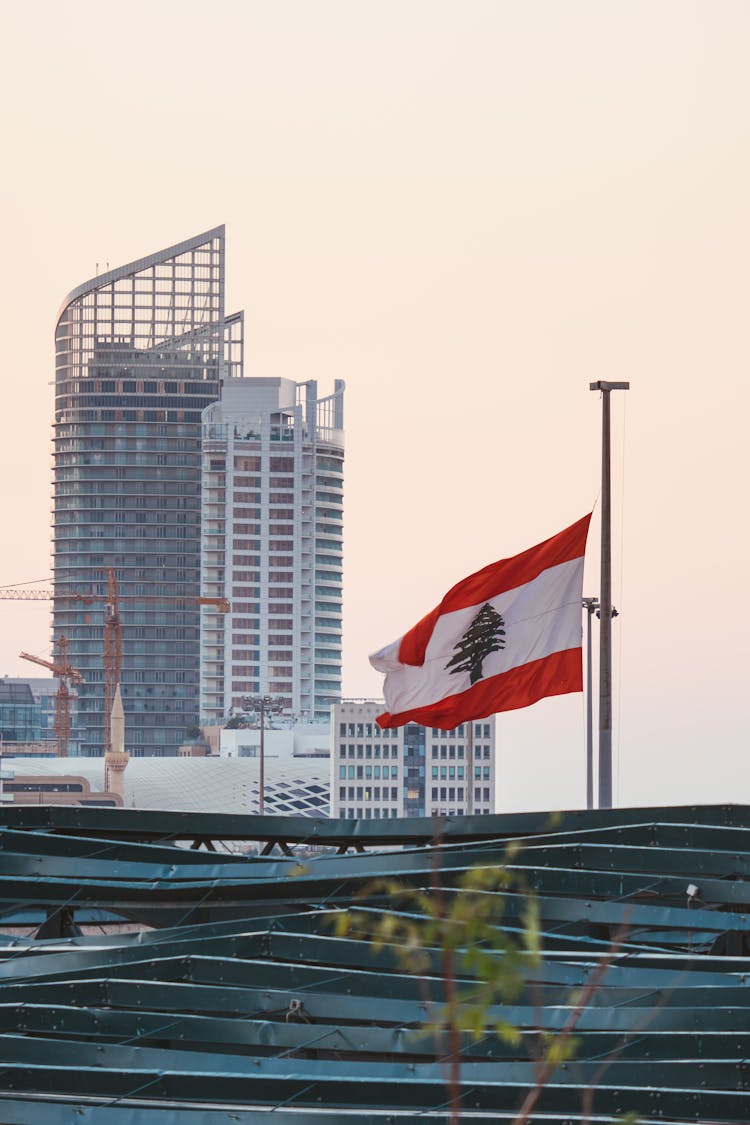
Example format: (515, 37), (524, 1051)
(200, 376), (344, 723)
(54, 227), (241, 756)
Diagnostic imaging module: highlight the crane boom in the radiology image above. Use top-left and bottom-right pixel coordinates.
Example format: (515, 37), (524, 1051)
(19, 637), (83, 758)
(0, 589), (230, 611)
(19, 651), (83, 684)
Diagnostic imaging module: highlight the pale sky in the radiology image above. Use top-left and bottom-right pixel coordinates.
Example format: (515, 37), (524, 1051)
(0, 0), (748, 811)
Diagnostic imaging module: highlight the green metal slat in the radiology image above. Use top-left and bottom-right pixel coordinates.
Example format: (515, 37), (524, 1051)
(1, 1032), (749, 1095)
(0, 1060), (749, 1118)
(0, 1095), (662, 1125)
(1, 802), (748, 846)
(5, 1003), (750, 1067)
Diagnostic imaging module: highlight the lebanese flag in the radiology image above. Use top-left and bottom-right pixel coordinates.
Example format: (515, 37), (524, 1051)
(370, 514), (592, 730)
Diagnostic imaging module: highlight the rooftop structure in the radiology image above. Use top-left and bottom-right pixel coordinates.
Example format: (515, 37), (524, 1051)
(3, 754), (328, 816)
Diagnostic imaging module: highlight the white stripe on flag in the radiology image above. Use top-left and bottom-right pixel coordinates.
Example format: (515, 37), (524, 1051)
(379, 556), (583, 716)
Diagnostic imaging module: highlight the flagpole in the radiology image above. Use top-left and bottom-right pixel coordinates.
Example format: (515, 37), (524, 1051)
(466, 721), (473, 816)
(581, 597), (599, 810)
(589, 381), (629, 809)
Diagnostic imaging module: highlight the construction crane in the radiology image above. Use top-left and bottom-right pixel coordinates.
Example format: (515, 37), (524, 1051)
(19, 636), (83, 758)
(2, 574), (230, 753)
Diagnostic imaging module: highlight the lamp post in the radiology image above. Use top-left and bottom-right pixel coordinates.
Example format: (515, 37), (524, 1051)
(243, 695), (283, 815)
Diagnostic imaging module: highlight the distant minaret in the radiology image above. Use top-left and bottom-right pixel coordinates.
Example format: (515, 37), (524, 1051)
(104, 683), (129, 804)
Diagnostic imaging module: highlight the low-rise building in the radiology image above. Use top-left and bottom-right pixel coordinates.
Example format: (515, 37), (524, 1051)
(0, 678), (61, 755)
(331, 700), (496, 820)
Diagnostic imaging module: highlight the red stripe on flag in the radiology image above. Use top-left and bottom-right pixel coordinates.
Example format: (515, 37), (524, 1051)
(398, 513), (591, 668)
(376, 647), (583, 730)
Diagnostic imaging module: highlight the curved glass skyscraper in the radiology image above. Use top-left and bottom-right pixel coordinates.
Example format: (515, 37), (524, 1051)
(53, 227), (232, 756)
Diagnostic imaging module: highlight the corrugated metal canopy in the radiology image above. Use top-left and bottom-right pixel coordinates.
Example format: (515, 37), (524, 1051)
(0, 803), (746, 1122)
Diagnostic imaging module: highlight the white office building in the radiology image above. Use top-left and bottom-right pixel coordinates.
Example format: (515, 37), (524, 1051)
(331, 700), (496, 820)
(200, 377), (344, 724)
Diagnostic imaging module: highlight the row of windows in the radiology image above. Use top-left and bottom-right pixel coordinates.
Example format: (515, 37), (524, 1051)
(430, 765), (491, 780)
(57, 409), (204, 424)
(59, 392), (213, 410)
(57, 481), (199, 496)
(339, 785), (400, 802)
(424, 788), (494, 805)
(55, 466), (200, 481)
(340, 808), (399, 819)
(64, 380), (211, 397)
(433, 723), (492, 739)
(340, 765), (398, 780)
(339, 745), (398, 759)
(56, 437), (200, 452)
(58, 422), (199, 439)
(431, 745), (492, 760)
(337, 722), (491, 743)
(430, 807), (491, 817)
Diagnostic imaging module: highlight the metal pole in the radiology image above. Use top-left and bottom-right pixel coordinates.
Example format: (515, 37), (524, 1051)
(589, 381), (629, 808)
(258, 697), (265, 816)
(581, 597), (599, 811)
(466, 721), (473, 816)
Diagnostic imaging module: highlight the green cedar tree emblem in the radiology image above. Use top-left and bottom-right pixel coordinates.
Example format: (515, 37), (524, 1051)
(445, 602), (506, 685)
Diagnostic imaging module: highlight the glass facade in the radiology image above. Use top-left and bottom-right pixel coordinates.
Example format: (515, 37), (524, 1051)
(53, 228), (231, 756)
(0, 683), (40, 745)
